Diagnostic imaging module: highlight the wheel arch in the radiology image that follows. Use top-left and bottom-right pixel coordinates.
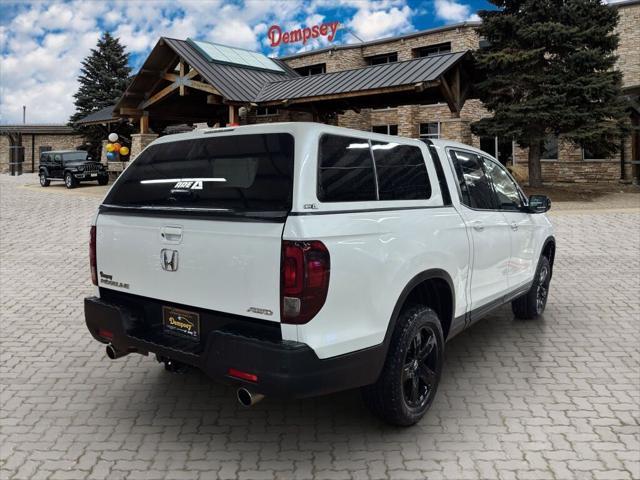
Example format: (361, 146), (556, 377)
(540, 236), (556, 278)
(383, 269), (455, 351)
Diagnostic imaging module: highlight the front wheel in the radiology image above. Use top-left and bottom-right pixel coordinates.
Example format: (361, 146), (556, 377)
(512, 256), (551, 319)
(64, 172), (77, 189)
(361, 306), (444, 426)
(97, 175), (108, 186)
(39, 172), (50, 187)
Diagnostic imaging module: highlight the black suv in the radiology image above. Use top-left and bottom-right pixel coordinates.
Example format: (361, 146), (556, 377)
(39, 150), (108, 188)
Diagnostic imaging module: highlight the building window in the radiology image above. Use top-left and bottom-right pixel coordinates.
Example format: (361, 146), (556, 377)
(419, 122), (440, 140)
(413, 42), (452, 58)
(366, 52), (398, 65)
(294, 63), (326, 76)
(583, 144), (611, 161)
(541, 135), (558, 160)
(372, 125), (398, 135)
(256, 106), (278, 116)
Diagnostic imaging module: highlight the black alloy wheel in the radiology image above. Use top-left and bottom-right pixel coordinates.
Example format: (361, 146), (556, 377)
(402, 325), (438, 410)
(512, 255), (552, 319)
(361, 306), (444, 426)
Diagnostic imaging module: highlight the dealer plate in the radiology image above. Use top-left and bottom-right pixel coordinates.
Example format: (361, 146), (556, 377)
(162, 306), (200, 340)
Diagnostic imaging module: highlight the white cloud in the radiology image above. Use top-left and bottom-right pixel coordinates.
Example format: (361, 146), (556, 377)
(348, 5), (412, 41)
(433, 0), (478, 23)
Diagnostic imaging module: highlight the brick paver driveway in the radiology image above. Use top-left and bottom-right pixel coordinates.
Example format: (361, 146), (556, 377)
(1, 174), (639, 480)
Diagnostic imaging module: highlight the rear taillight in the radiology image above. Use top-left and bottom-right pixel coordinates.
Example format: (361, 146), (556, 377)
(90, 225), (97, 286)
(281, 241), (330, 324)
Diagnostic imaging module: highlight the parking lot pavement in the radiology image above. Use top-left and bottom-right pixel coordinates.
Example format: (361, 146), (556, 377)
(1, 173), (639, 480)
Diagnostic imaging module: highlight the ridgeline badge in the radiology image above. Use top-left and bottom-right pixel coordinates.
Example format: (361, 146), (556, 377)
(267, 21), (340, 47)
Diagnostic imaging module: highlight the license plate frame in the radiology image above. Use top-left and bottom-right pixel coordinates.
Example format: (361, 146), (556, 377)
(162, 306), (200, 340)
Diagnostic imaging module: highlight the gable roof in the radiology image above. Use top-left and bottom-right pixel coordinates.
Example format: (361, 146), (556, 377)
(162, 38), (294, 102)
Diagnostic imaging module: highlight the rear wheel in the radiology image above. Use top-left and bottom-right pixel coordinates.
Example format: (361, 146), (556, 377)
(39, 172), (50, 187)
(64, 172), (77, 189)
(512, 256), (551, 319)
(362, 306), (444, 426)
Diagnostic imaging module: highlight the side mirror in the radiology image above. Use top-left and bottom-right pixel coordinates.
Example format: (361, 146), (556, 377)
(527, 194), (551, 213)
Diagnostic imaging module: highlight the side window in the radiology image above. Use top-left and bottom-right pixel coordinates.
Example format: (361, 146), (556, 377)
(482, 158), (523, 211)
(317, 134), (377, 202)
(53, 154), (62, 163)
(371, 142), (431, 200)
(449, 149), (496, 210)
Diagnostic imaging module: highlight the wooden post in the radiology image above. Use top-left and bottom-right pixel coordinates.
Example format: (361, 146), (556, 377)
(228, 105), (239, 126)
(140, 112), (149, 134)
(179, 61), (185, 96)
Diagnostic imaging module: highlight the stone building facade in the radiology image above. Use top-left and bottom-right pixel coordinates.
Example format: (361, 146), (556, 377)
(274, 1), (640, 183)
(0, 125), (85, 174)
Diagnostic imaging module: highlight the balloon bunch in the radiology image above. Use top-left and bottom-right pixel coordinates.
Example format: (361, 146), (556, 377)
(105, 133), (129, 161)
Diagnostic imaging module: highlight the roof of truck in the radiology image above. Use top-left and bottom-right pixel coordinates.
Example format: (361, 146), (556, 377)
(150, 121), (428, 148)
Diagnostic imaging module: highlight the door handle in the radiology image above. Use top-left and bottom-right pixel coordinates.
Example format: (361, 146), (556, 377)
(510, 222), (518, 231)
(471, 220), (484, 232)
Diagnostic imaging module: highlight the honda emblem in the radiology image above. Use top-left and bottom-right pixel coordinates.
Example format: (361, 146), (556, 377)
(161, 249), (179, 271)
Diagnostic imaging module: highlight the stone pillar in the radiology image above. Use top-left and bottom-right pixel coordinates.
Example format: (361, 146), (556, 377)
(130, 133), (159, 160)
(398, 105), (418, 138)
(100, 140), (108, 165)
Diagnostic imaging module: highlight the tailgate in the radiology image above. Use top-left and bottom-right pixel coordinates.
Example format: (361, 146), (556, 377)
(96, 213), (283, 321)
(94, 131), (295, 322)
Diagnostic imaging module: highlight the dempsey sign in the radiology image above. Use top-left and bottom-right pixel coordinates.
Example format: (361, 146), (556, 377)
(267, 21), (340, 47)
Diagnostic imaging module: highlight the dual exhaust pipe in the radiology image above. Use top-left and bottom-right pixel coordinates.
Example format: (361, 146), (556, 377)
(106, 344), (264, 407)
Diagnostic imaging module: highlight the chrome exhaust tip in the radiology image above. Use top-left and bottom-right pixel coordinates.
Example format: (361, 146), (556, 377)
(237, 387), (265, 407)
(106, 344), (131, 360)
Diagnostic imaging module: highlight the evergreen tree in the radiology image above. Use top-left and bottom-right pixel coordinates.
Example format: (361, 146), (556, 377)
(70, 32), (131, 156)
(471, 0), (629, 187)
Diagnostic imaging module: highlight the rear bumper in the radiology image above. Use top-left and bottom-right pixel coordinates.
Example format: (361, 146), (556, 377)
(84, 295), (384, 399)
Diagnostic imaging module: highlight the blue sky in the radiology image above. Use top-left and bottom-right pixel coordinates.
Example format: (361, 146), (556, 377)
(0, 0), (494, 124)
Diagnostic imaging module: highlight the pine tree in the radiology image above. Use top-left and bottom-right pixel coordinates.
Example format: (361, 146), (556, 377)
(471, 0), (629, 187)
(70, 32), (131, 155)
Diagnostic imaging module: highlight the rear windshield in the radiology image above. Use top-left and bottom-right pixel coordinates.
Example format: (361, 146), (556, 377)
(103, 133), (294, 216)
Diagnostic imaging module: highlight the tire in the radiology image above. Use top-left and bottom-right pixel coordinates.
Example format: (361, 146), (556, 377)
(512, 256), (551, 319)
(362, 306), (444, 426)
(98, 175), (108, 186)
(39, 172), (50, 187)
(64, 172), (77, 189)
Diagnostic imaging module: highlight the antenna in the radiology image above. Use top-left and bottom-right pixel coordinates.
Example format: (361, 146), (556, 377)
(341, 26), (364, 44)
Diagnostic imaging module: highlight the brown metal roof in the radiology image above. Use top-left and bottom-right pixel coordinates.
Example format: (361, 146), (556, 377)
(256, 51), (469, 102)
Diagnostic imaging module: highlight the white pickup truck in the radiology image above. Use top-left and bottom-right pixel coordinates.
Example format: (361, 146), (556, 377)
(85, 122), (555, 425)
